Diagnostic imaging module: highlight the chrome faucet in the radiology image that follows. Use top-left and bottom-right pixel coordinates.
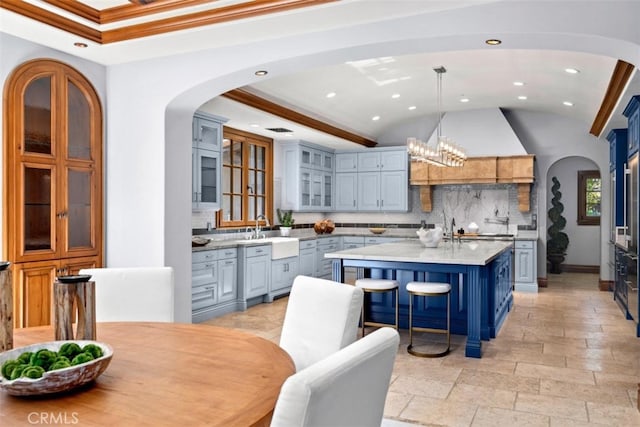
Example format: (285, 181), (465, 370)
(255, 214), (270, 239)
(451, 217), (459, 244)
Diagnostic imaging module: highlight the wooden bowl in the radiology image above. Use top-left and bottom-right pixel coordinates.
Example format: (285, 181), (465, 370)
(0, 341), (113, 396)
(369, 227), (386, 235)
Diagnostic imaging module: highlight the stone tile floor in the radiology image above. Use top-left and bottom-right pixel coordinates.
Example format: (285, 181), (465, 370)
(204, 272), (640, 426)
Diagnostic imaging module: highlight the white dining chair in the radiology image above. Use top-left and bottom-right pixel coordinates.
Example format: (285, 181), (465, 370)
(271, 327), (400, 427)
(279, 275), (364, 371)
(79, 267), (175, 322)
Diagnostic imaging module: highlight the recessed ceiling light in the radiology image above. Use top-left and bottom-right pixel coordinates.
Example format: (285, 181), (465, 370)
(518, 96), (527, 100)
(326, 92), (336, 98)
(564, 68), (579, 74)
(250, 123), (260, 128)
(372, 116), (380, 121)
(254, 70), (268, 76)
(285, 133), (294, 137)
(563, 101), (574, 106)
(408, 106), (417, 110)
(513, 81), (525, 86)
(74, 42), (88, 48)
(391, 94), (400, 99)
(460, 97), (470, 103)
(485, 39), (502, 45)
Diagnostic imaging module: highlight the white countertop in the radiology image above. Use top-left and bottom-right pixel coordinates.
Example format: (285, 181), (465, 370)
(324, 239), (513, 266)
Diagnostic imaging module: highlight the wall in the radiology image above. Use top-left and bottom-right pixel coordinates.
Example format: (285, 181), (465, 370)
(547, 157), (601, 266)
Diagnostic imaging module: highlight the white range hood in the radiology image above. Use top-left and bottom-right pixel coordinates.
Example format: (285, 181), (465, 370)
(426, 108), (528, 156)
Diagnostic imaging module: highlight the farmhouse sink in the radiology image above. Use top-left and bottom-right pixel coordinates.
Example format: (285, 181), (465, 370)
(236, 237), (299, 259)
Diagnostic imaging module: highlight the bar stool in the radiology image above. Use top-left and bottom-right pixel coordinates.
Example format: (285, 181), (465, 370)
(355, 278), (399, 337)
(406, 281), (451, 357)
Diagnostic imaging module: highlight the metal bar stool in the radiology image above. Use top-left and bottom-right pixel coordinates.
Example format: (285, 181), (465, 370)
(355, 278), (399, 337)
(406, 281), (451, 357)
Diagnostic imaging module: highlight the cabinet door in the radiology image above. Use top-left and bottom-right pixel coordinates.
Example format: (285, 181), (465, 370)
(194, 117), (221, 151)
(192, 283), (217, 311)
(218, 258), (237, 303)
(13, 260), (57, 327)
(245, 254), (270, 299)
(322, 152), (334, 171)
(380, 170), (407, 211)
(193, 149), (220, 209)
(299, 248), (315, 276)
(322, 172), (333, 209)
(300, 168), (312, 209)
(515, 247), (534, 283)
(63, 166), (100, 257)
(357, 152), (380, 171)
(335, 173), (357, 211)
(357, 172), (380, 210)
(335, 153), (358, 172)
(271, 259), (287, 291)
(310, 171), (323, 208)
(381, 150), (407, 171)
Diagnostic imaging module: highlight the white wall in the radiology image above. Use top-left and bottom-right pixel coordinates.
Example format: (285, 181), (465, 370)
(547, 157), (601, 266)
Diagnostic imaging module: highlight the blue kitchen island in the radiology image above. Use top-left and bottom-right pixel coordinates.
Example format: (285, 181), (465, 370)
(326, 239), (513, 358)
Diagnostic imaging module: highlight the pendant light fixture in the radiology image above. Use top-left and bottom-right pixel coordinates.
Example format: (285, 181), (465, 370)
(407, 66), (466, 167)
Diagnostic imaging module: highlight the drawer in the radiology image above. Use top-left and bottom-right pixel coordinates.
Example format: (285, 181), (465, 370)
(245, 245), (271, 258)
(299, 239), (317, 250)
(319, 243), (339, 253)
(192, 283), (217, 310)
(515, 240), (534, 250)
(342, 236), (364, 245)
(193, 250), (217, 263)
(192, 261), (216, 286)
(318, 236), (341, 245)
(218, 247), (237, 260)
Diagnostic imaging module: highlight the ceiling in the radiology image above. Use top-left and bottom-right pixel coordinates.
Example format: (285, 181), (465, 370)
(2, 0), (639, 150)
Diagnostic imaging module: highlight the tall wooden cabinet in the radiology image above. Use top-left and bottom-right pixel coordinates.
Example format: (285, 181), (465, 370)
(4, 59), (103, 328)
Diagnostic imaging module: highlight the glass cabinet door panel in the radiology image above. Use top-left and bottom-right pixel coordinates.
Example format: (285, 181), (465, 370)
(324, 174), (332, 207)
(301, 169), (311, 206)
(199, 121), (220, 151)
(311, 172), (322, 206)
(312, 151), (322, 168)
(24, 166), (53, 251)
(199, 151), (218, 204)
(24, 76), (52, 155)
(67, 169), (92, 248)
(67, 80), (91, 160)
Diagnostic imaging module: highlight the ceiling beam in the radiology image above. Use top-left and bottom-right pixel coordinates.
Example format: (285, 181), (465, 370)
(590, 59), (635, 137)
(222, 89), (377, 148)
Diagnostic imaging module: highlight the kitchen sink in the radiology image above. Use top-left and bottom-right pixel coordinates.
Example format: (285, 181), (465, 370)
(236, 237), (300, 259)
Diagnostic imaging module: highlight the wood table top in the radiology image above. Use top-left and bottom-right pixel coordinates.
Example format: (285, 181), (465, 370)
(1, 322), (295, 427)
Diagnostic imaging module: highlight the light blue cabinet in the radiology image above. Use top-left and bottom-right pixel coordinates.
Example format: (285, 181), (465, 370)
(514, 240), (537, 292)
(271, 257), (299, 299)
(217, 248), (237, 303)
(316, 236), (341, 279)
(282, 141), (334, 211)
(191, 247), (238, 322)
(240, 245), (271, 302)
(192, 112), (227, 210)
(335, 147), (408, 212)
(299, 240), (317, 276)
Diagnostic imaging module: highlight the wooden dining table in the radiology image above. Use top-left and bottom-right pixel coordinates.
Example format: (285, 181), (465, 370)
(1, 322), (295, 426)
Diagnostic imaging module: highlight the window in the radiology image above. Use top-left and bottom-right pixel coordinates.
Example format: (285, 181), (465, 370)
(577, 170), (601, 225)
(219, 127), (273, 228)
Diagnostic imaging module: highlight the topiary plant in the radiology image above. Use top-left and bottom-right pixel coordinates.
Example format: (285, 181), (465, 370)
(547, 176), (569, 273)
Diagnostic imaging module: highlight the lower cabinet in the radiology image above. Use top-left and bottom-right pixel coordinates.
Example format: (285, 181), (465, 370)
(238, 245), (271, 309)
(514, 240), (537, 293)
(299, 240), (317, 277)
(270, 256), (299, 299)
(12, 256), (100, 328)
(191, 247), (238, 323)
(316, 236), (342, 279)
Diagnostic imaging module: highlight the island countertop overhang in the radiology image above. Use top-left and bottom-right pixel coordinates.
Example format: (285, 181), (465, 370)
(324, 239), (513, 266)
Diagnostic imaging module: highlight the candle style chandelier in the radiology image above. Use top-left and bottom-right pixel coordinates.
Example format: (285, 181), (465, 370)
(407, 66), (467, 167)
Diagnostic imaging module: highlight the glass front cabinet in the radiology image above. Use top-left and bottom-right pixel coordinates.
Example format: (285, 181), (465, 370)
(4, 59), (103, 327)
(192, 112), (227, 210)
(281, 142), (334, 211)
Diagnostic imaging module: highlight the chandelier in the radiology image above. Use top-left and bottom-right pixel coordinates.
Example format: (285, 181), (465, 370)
(407, 66), (466, 167)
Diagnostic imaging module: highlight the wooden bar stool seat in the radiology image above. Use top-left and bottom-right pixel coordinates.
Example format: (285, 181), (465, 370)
(406, 281), (451, 357)
(355, 279), (399, 337)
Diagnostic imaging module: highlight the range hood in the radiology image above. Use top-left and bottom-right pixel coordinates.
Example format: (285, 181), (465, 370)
(410, 108), (534, 212)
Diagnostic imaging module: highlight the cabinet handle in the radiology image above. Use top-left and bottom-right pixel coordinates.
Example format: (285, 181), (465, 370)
(381, 200), (384, 207)
(225, 260), (234, 265)
(376, 200), (379, 207)
(205, 263), (215, 268)
(353, 200), (356, 207)
(205, 254), (214, 259)
(256, 249), (263, 254)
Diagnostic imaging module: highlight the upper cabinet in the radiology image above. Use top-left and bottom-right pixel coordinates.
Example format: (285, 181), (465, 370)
(282, 141), (334, 211)
(4, 59), (103, 265)
(192, 112), (227, 210)
(335, 147), (408, 212)
(607, 129), (628, 228)
(623, 95), (640, 159)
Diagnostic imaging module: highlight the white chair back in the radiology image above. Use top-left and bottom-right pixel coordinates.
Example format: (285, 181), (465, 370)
(279, 275), (363, 371)
(79, 267), (174, 322)
(271, 327), (400, 427)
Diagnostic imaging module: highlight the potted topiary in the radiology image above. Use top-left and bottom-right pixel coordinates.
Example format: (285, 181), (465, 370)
(277, 208), (295, 236)
(547, 176), (569, 274)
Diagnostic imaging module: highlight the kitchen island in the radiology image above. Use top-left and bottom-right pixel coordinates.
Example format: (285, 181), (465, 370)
(326, 239), (513, 358)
